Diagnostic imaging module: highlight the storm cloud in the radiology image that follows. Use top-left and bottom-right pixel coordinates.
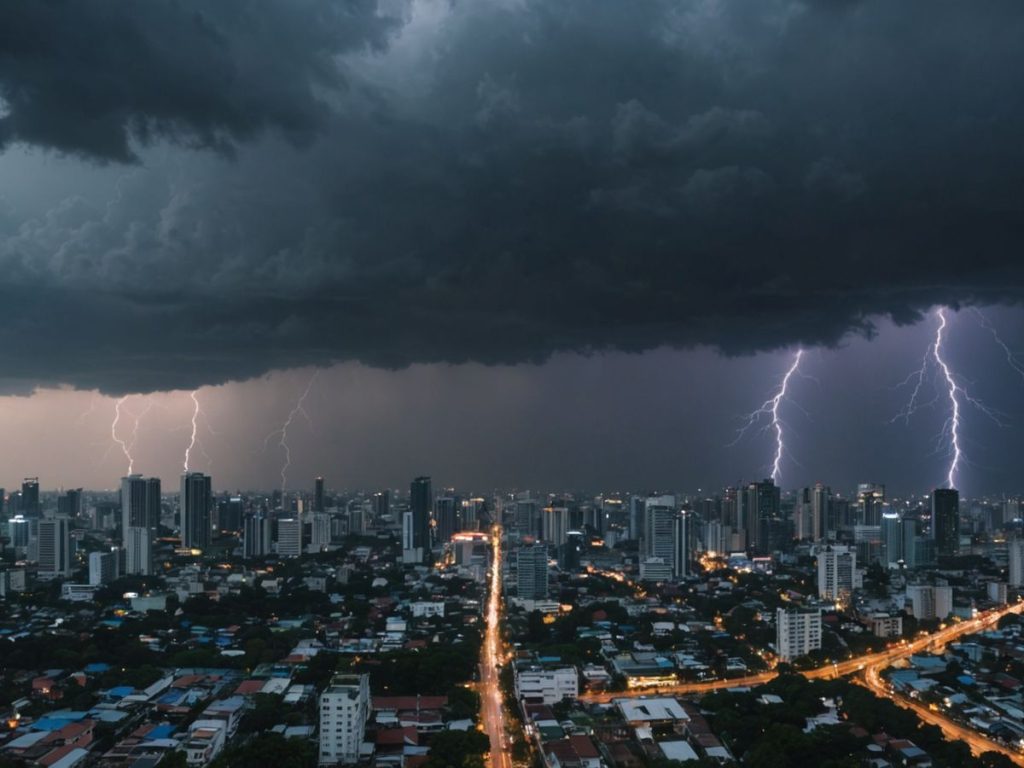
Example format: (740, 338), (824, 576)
(1, 0), (1024, 393)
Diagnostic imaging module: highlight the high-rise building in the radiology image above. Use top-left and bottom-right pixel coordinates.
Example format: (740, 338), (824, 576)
(89, 549), (119, 586)
(642, 494), (676, 564)
(857, 483), (886, 527)
(542, 504), (570, 547)
(277, 518), (302, 558)
(217, 496), (244, 533)
(410, 476), (432, 552)
(57, 489), (83, 519)
(516, 542), (549, 600)
(672, 510), (692, 579)
(20, 478), (40, 517)
(1002, 499), (1020, 526)
(314, 477), (325, 514)
(38, 515), (72, 578)
(515, 495), (539, 538)
(121, 475), (160, 575)
(319, 674), (370, 766)
(434, 496), (459, 543)
(776, 607), (822, 662)
(906, 584), (953, 621)
(628, 496), (644, 541)
(812, 483), (832, 541)
(741, 479), (780, 554)
(243, 513), (271, 558)
(372, 491), (390, 519)
(931, 488), (959, 558)
(310, 513), (332, 552)
(817, 545), (858, 603)
(881, 511), (903, 568)
(180, 472), (213, 551)
(7, 515), (30, 549)
(1009, 539), (1024, 587)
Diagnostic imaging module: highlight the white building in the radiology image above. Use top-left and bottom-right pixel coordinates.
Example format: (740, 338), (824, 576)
(410, 601), (446, 618)
(88, 550), (119, 586)
(37, 515), (72, 578)
(123, 526), (151, 576)
(514, 666), (579, 705)
(310, 513), (332, 553)
(277, 518), (302, 558)
(319, 673), (370, 766)
(817, 545), (860, 603)
(776, 607), (822, 662)
(638, 556), (673, 582)
(906, 585), (953, 621)
(185, 720), (227, 766)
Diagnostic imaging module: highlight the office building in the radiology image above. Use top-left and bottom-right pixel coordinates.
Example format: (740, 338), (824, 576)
(881, 511), (903, 568)
(1009, 539), (1024, 587)
(372, 491), (390, 519)
(642, 495), (676, 567)
(217, 496), (244, 533)
(517, 542), (549, 600)
(319, 674), (370, 766)
(542, 504), (570, 547)
(741, 479), (780, 554)
(906, 584), (953, 621)
(38, 515), (72, 578)
(121, 475), (161, 575)
(57, 489), (83, 519)
(434, 496), (459, 543)
(243, 513), (271, 558)
(514, 666), (579, 705)
(20, 478), (40, 517)
(180, 472), (213, 551)
(123, 525), (152, 576)
(776, 607), (822, 662)
(89, 549), (119, 586)
(857, 483), (886, 527)
(310, 513), (332, 552)
(931, 488), (959, 558)
(277, 518), (302, 558)
(672, 510), (692, 579)
(410, 476), (432, 553)
(314, 476), (325, 514)
(817, 545), (859, 603)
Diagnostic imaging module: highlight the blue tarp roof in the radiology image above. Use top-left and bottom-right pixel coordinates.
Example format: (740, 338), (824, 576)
(84, 663), (111, 673)
(147, 724), (175, 739)
(107, 686), (135, 699)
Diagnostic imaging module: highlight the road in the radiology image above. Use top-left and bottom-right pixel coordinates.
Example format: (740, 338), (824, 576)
(580, 600), (1024, 703)
(481, 524), (512, 768)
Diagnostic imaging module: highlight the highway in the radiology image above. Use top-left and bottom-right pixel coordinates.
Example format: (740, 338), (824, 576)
(580, 600), (1024, 703)
(481, 525), (512, 768)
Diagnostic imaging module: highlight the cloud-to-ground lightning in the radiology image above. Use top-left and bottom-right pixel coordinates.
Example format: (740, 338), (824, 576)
(110, 396), (133, 474)
(970, 307), (1024, 382)
(894, 308), (1008, 490)
(264, 371), (320, 492)
(184, 390), (200, 472)
(729, 349), (804, 484)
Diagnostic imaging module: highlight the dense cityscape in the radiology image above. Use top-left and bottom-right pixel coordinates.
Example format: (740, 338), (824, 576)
(0, 472), (1022, 767)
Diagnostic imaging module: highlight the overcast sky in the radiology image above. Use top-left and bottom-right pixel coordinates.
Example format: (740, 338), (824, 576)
(1, 1), (1023, 496)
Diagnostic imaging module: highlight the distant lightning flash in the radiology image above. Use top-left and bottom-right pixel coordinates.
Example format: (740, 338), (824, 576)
(184, 390), (200, 472)
(896, 308), (1007, 491)
(970, 307), (1024, 382)
(264, 371), (320, 492)
(730, 349), (804, 484)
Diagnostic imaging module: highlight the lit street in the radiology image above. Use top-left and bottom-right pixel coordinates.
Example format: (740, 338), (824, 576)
(481, 525), (512, 768)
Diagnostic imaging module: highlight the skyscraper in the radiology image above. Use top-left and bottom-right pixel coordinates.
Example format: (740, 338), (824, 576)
(57, 489), (83, 519)
(277, 518), (302, 557)
(517, 542), (549, 600)
(541, 504), (570, 547)
(180, 472), (213, 551)
(857, 483), (886, 527)
(931, 488), (959, 558)
(1009, 539), (1024, 587)
(812, 483), (832, 541)
(372, 491), (390, 519)
(121, 475), (161, 575)
(817, 545), (858, 603)
(38, 515), (72, 578)
(741, 479), (780, 554)
(20, 478), (40, 517)
(881, 510), (903, 568)
(434, 495), (459, 543)
(642, 495), (676, 574)
(410, 476), (432, 552)
(672, 510), (692, 579)
(314, 476), (325, 513)
(243, 512), (271, 558)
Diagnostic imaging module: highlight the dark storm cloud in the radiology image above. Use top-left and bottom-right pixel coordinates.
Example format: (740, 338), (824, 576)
(2, 0), (1024, 393)
(0, 0), (398, 160)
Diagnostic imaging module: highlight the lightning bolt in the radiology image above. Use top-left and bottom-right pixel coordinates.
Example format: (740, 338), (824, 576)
(111, 396), (133, 474)
(899, 308), (1008, 491)
(970, 307), (1024, 382)
(933, 308), (962, 489)
(184, 390), (200, 472)
(729, 349), (804, 484)
(264, 370), (320, 492)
